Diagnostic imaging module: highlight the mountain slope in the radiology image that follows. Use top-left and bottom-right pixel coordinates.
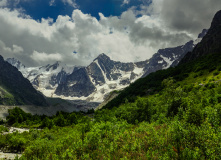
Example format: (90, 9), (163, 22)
(104, 10), (221, 109)
(6, 59), (79, 97)
(180, 10), (221, 63)
(0, 55), (48, 106)
(6, 57), (26, 71)
(142, 29), (207, 77)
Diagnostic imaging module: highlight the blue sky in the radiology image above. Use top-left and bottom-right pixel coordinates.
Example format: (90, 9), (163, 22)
(6, 0), (152, 21)
(0, 0), (220, 66)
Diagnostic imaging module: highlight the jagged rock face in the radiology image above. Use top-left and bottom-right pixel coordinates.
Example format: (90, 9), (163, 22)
(27, 62), (76, 90)
(6, 58), (26, 70)
(142, 40), (194, 77)
(49, 70), (68, 87)
(198, 29), (208, 39)
(142, 29), (208, 77)
(56, 68), (96, 97)
(90, 53), (144, 82)
(6, 59), (78, 97)
(55, 54), (147, 101)
(29, 66), (69, 89)
(0, 55), (47, 106)
(87, 61), (106, 86)
(180, 10), (221, 63)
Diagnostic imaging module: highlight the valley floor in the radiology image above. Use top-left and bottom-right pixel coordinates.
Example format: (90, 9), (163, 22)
(0, 99), (100, 120)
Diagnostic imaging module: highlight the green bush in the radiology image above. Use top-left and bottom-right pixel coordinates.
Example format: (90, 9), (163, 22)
(213, 70), (220, 76)
(185, 106), (203, 126)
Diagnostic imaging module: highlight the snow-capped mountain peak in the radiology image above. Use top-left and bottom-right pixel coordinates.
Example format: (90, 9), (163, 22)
(55, 53), (147, 102)
(7, 28), (208, 103)
(142, 29), (208, 77)
(6, 59), (81, 98)
(94, 53), (110, 61)
(6, 58), (26, 70)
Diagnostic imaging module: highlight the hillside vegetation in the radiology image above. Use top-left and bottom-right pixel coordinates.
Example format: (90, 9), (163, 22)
(0, 55), (48, 106)
(0, 51), (221, 159)
(104, 51), (221, 109)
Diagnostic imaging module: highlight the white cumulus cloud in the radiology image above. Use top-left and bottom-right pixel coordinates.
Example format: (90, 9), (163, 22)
(49, 0), (55, 6)
(0, 0), (220, 67)
(31, 51), (62, 62)
(122, 0), (130, 6)
(62, 0), (78, 8)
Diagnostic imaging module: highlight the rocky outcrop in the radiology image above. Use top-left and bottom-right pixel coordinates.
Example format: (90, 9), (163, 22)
(6, 58), (26, 71)
(56, 68), (96, 97)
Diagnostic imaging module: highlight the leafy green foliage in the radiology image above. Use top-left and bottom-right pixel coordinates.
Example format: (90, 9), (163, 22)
(2, 52), (221, 159)
(0, 86), (17, 105)
(6, 107), (87, 128)
(1, 75), (221, 159)
(0, 125), (8, 133)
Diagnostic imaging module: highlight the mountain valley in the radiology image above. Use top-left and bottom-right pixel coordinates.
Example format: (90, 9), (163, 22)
(6, 29), (207, 103)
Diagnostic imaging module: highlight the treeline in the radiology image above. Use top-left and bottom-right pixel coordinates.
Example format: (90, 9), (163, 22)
(1, 74), (221, 159)
(6, 107), (94, 129)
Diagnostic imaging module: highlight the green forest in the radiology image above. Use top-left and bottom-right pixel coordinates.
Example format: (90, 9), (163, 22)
(1, 52), (221, 159)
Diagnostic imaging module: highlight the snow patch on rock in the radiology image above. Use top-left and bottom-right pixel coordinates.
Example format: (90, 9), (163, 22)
(160, 55), (174, 69)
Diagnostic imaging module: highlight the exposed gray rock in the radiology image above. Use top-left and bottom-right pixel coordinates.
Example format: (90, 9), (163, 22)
(6, 58), (26, 70)
(142, 29), (208, 77)
(56, 68), (96, 97)
(130, 72), (138, 80)
(55, 53), (147, 100)
(120, 78), (130, 85)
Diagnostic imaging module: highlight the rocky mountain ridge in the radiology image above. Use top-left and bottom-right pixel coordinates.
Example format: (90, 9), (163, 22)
(6, 59), (81, 97)
(7, 54), (148, 102)
(55, 53), (148, 102)
(180, 10), (221, 63)
(7, 29), (207, 102)
(142, 29), (207, 77)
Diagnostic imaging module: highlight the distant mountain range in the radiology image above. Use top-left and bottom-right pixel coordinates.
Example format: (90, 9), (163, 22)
(7, 54), (147, 102)
(55, 53), (148, 101)
(6, 29), (207, 102)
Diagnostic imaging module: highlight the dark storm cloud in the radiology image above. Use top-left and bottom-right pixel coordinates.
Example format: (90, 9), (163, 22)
(129, 21), (192, 49)
(159, 0), (221, 34)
